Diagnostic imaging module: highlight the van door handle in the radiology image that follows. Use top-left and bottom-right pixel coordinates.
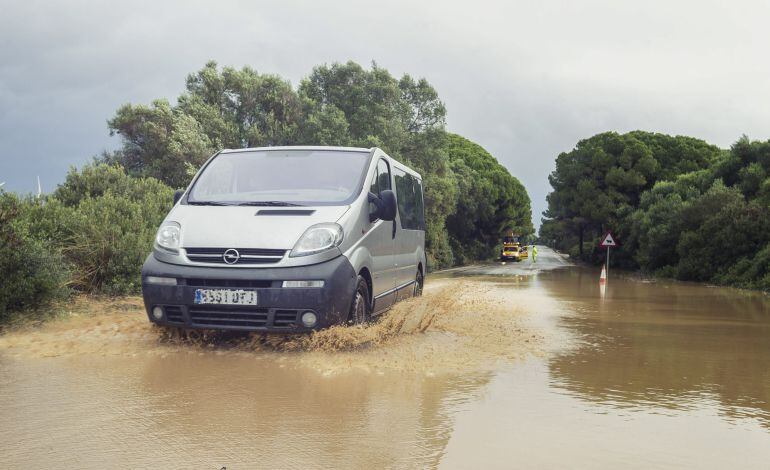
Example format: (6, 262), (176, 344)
(392, 220), (396, 239)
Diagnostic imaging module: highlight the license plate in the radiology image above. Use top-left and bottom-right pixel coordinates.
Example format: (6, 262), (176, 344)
(194, 289), (258, 305)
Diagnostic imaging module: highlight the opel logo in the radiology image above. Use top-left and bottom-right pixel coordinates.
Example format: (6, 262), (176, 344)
(223, 248), (240, 264)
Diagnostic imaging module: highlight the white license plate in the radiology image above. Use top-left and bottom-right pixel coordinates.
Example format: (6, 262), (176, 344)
(194, 289), (258, 305)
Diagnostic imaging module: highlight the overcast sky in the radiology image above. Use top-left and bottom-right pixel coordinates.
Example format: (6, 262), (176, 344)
(2, 0), (770, 227)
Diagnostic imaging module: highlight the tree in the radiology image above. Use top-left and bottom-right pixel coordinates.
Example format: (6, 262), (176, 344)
(444, 134), (532, 263)
(675, 181), (770, 281)
(714, 135), (770, 201)
(630, 181), (685, 272)
(108, 99), (214, 188)
(543, 131), (719, 263)
(546, 131), (770, 291)
(178, 61), (303, 148)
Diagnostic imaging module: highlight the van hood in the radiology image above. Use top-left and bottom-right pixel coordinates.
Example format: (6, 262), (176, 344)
(169, 205), (350, 250)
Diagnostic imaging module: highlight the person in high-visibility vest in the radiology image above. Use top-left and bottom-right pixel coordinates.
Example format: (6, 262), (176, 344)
(531, 245), (538, 263)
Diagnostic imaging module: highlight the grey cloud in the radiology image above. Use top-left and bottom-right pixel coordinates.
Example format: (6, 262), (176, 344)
(1, 0), (769, 227)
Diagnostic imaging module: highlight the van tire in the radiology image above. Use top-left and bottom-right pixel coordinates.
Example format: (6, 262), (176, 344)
(414, 270), (424, 297)
(349, 276), (371, 325)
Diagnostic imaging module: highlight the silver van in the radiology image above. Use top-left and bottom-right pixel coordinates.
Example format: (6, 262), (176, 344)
(141, 146), (426, 332)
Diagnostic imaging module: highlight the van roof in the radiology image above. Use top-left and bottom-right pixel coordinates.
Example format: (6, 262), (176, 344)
(220, 146), (373, 154)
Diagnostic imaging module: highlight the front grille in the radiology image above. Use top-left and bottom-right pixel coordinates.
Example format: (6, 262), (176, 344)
(189, 306), (270, 329)
(185, 247), (286, 265)
(164, 305), (184, 324)
(274, 309), (299, 327)
(185, 278), (274, 288)
(160, 306), (307, 330)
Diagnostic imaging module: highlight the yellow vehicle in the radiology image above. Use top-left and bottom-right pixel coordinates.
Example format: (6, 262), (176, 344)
(500, 235), (523, 261)
(518, 245), (529, 260)
(501, 245), (521, 261)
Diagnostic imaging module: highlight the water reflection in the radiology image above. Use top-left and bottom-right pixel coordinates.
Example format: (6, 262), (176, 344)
(0, 354), (494, 468)
(542, 268), (770, 427)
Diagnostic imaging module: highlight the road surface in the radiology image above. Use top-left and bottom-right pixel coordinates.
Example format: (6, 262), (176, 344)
(437, 245), (571, 276)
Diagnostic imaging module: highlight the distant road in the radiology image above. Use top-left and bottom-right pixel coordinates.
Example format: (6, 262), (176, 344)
(436, 245), (571, 276)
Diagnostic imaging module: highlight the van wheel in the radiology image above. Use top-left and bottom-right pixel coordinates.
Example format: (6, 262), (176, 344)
(414, 270), (424, 297)
(348, 276), (371, 325)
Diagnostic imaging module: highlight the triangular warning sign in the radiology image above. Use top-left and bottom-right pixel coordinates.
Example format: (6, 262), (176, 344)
(600, 232), (616, 247)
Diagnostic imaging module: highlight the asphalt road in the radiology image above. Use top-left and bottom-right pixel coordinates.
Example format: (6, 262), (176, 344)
(437, 245), (571, 276)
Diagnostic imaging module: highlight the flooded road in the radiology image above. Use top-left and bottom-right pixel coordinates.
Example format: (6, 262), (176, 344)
(2, 247), (770, 468)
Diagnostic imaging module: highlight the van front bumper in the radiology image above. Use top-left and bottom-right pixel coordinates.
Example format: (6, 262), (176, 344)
(141, 254), (357, 332)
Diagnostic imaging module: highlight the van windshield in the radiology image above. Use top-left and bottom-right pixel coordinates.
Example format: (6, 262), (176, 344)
(188, 149), (371, 206)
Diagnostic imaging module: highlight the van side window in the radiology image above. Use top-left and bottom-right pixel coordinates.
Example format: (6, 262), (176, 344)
(393, 168), (425, 231)
(369, 159), (391, 196)
(414, 177), (425, 230)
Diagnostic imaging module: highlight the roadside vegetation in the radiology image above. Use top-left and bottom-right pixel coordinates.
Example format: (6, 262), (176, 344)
(541, 132), (770, 290)
(0, 60), (532, 324)
(0, 166), (173, 324)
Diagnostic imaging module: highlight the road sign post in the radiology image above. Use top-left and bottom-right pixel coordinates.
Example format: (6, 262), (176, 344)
(600, 232), (617, 282)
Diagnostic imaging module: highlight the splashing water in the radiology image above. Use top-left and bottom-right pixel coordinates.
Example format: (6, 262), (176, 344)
(0, 279), (544, 373)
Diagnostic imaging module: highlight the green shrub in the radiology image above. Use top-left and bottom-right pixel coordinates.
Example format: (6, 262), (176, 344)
(0, 193), (71, 322)
(54, 162), (178, 205)
(675, 182), (770, 282)
(61, 192), (169, 294)
(715, 244), (770, 290)
(19, 164), (174, 296)
(49, 165), (174, 294)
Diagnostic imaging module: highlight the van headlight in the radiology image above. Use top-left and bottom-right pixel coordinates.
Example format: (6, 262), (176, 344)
(155, 222), (181, 253)
(290, 223), (343, 257)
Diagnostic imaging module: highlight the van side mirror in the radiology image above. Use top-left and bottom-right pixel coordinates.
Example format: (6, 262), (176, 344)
(173, 189), (185, 205)
(368, 190), (397, 222)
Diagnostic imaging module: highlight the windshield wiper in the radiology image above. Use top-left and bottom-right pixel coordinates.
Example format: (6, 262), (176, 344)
(187, 200), (235, 206)
(236, 201), (304, 207)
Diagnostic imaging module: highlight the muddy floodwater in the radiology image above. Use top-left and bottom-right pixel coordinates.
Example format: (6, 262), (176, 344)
(2, 249), (770, 468)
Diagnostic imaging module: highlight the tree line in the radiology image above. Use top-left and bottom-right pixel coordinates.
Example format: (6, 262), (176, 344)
(0, 60), (532, 322)
(541, 131), (770, 290)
